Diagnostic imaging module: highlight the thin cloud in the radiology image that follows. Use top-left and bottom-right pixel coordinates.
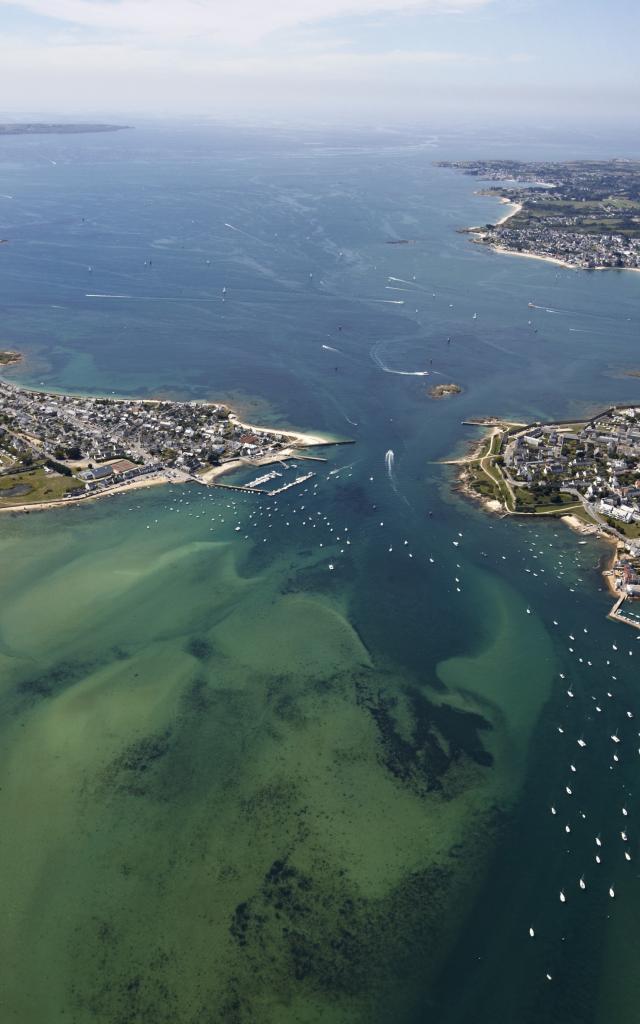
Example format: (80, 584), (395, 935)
(0, 0), (494, 46)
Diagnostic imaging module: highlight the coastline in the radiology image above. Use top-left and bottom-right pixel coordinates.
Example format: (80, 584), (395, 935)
(0, 469), (181, 515)
(494, 199), (523, 226)
(0, 435), (335, 514)
(467, 197), (640, 273)
(483, 243), (577, 270)
(233, 417), (337, 449)
(477, 240), (640, 274)
(0, 371), (345, 514)
(0, 429), (346, 514)
(452, 420), (640, 626)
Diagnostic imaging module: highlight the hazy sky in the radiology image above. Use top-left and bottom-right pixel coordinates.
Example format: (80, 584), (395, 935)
(1, 0), (638, 122)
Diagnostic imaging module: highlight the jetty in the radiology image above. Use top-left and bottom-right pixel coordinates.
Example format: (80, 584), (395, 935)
(608, 594), (640, 631)
(268, 472), (315, 496)
(291, 453), (328, 463)
(211, 482), (267, 495)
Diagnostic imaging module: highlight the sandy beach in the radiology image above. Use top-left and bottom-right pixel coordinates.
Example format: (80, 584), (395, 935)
(494, 199), (523, 226)
(232, 416), (337, 449)
(485, 244), (578, 270)
(560, 513), (604, 537)
(475, 235), (640, 274)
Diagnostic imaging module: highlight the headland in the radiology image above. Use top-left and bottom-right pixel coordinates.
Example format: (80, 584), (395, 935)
(437, 159), (640, 271)
(449, 407), (640, 628)
(0, 364), (347, 513)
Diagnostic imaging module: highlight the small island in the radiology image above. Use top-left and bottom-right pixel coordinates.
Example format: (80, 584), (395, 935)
(429, 383), (462, 399)
(437, 159), (640, 271)
(0, 369), (346, 512)
(0, 350), (22, 366)
(452, 407), (640, 628)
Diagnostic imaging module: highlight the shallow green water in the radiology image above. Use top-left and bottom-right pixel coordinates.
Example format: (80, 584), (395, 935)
(1, 124), (640, 1022)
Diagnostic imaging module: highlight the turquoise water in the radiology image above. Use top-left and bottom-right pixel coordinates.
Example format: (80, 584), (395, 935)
(1, 123), (640, 1022)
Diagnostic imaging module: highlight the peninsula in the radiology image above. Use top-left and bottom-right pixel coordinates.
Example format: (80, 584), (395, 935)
(437, 159), (640, 271)
(454, 407), (640, 627)
(0, 371), (341, 512)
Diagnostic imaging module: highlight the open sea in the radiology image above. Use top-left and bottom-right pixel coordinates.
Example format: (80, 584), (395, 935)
(1, 122), (640, 1023)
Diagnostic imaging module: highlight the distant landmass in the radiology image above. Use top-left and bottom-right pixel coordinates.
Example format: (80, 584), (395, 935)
(437, 159), (640, 271)
(0, 123), (130, 136)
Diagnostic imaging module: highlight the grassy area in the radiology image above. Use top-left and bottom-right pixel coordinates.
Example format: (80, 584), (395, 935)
(0, 467), (84, 507)
(513, 486), (579, 515)
(603, 516), (640, 540)
(533, 501), (581, 516)
(482, 462), (512, 509)
(506, 197), (640, 238)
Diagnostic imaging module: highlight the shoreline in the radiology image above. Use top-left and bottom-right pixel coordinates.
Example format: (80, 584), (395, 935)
(232, 417), (337, 449)
(0, 371), (346, 514)
(467, 196), (640, 273)
(0, 470), (181, 515)
(483, 243), (578, 270)
(0, 436), (333, 514)
(0, 435), (339, 515)
(480, 240), (640, 274)
(494, 199), (523, 226)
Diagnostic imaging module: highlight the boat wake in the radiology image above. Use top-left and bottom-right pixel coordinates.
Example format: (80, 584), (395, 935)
(322, 344), (343, 354)
(385, 449), (412, 508)
(224, 222), (264, 243)
(371, 345), (430, 377)
(385, 449), (396, 480)
(387, 276), (428, 292)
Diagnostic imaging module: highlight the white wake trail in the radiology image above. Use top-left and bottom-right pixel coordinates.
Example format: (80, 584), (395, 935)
(385, 449), (413, 510)
(371, 347), (430, 376)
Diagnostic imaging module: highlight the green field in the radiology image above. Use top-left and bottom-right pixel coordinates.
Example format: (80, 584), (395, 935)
(506, 197), (640, 238)
(603, 516), (640, 539)
(0, 467), (84, 507)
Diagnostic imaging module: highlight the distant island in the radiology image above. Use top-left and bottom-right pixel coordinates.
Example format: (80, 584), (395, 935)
(451, 407), (640, 628)
(437, 159), (640, 271)
(0, 368), (344, 512)
(0, 123), (130, 136)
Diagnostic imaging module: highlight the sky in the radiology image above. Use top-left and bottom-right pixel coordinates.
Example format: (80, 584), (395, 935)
(0, 0), (638, 124)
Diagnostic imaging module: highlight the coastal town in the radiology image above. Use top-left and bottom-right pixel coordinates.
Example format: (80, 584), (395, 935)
(0, 361), (334, 510)
(460, 406), (640, 627)
(438, 159), (640, 270)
